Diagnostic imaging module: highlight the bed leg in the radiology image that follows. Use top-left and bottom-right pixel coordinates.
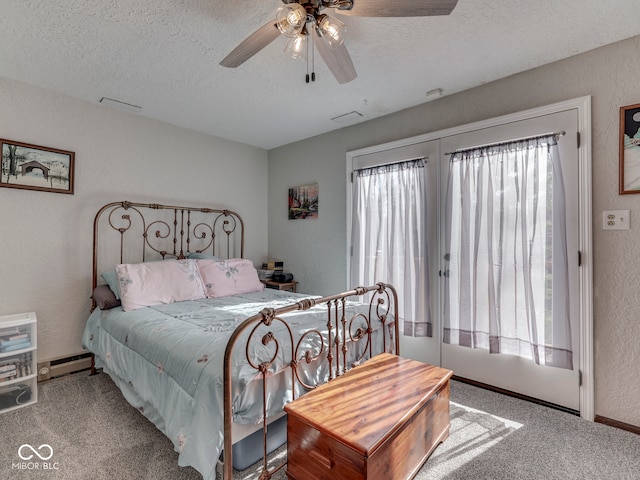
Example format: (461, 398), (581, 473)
(89, 354), (98, 375)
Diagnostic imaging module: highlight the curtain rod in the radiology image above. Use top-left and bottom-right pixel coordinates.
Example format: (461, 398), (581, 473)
(353, 156), (426, 173)
(444, 130), (566, 156)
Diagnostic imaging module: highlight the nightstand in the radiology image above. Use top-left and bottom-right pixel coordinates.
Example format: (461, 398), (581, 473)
(261, 279), (298, 293)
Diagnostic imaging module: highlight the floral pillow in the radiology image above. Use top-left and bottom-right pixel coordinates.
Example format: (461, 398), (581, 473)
(116, 259), (207, 311)
(197, 258), (264, 298)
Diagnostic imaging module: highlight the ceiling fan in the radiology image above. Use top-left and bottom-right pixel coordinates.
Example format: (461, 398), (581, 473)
(220, 0), (458, 84)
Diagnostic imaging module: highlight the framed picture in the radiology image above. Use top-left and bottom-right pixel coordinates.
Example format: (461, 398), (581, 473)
(0, 139), (75, 194)
(288, 183), (318, 220)
(619, 103), (640, 194)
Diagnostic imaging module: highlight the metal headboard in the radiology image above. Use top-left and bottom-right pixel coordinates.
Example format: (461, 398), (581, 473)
(92, 200), (245, 298)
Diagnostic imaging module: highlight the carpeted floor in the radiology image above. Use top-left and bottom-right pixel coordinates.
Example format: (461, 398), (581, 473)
(0, 372), (638, 479)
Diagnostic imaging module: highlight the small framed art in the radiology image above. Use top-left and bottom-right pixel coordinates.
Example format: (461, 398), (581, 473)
(288, 183), (318, 220)
(0, 139), (75, 194)
(619, 103), (640, 194)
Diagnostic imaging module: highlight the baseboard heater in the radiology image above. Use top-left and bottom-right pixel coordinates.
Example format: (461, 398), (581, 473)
(37, 352), (93, 382)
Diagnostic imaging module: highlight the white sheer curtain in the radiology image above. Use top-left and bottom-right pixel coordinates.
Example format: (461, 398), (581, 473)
(444, 134), (573, 369)
(350, 159), (430, 337)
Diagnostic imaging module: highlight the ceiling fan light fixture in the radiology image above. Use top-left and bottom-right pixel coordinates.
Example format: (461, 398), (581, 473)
(284, 33), (307, 60)
(317, 14), (345, 49)
(276, 3), (307, 37)
(335, 0), (354, 11)
(221, 0), (457, 84)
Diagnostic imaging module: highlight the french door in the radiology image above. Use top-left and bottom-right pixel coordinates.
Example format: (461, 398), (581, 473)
(439, 109), (580, 411)
(349, 139), (441, 367)
(347, 98), (591, 415)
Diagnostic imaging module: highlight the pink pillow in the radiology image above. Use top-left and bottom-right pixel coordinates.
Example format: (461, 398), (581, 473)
(116, 259), (206, 311)
(197, 258), (265, 298)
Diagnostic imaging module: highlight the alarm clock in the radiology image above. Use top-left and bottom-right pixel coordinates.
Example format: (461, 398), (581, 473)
(272, 272), (294, 283)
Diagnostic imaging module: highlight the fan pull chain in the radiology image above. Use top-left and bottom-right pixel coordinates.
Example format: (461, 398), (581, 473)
(306, 31), (316, 83)
(305, 33), (310, 83)
(311, 33), (316, 82)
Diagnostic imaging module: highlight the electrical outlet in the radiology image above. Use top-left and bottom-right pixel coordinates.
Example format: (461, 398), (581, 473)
(602, 210), (630, 230)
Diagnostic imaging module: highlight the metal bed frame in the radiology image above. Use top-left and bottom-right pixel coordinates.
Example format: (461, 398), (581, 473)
(90, 200), (399, 480)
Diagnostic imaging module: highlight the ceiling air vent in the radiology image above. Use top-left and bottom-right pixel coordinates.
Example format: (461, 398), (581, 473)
(331, 111), (363, 125)
(99, 97), (142, 113)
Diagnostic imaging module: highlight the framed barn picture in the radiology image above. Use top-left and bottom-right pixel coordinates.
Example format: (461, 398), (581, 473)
(0, 139), (75, 194)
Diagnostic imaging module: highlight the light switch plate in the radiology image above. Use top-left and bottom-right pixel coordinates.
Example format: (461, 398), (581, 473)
(602, 210), (630, 230)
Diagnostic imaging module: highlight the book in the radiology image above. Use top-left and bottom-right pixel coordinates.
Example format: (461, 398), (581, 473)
(262, 260), (284, 270)
(0, 328), (22, 340)
(0, 364), (16, 373)
(0, 369), (17, 379)
(0, 340), (30, 353)
(0, 337), (30, 348)
(8, 333), (28, 341)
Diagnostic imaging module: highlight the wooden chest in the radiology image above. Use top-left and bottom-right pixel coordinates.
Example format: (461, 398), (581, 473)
(284, 353), (453, 480)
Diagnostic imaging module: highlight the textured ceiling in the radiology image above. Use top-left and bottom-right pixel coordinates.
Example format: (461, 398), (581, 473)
(1, 0), (640, 150)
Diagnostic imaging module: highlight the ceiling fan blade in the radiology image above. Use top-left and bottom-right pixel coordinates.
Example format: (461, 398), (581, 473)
(315, 34), (357, 84)
(220, 22), (280, 68)
(336, 0), (458, 17)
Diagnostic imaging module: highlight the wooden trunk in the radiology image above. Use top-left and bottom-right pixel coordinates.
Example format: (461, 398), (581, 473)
(284, 353), (453, 480)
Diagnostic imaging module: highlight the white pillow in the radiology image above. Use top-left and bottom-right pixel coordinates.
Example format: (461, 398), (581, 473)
(197, 258), (264, 298)
(116, 259), (206, 311)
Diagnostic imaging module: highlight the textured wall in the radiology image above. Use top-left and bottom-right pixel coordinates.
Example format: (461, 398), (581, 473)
(268, 35), (640, 427)
(0, 77), (269, 361)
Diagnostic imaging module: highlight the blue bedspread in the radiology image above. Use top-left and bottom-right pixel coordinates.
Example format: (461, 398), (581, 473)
(82, 289), (390, 480)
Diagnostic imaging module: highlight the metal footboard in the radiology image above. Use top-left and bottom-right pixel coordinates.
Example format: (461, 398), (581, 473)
(222, 282), (399, 480)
